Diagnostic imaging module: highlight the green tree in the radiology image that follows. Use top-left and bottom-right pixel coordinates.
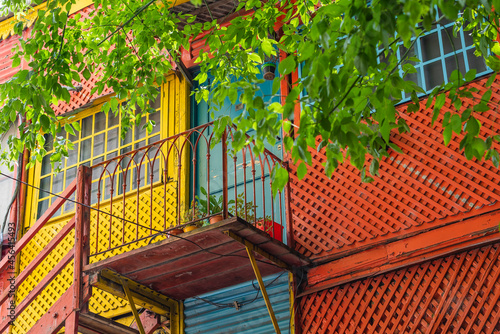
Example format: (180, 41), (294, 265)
(1, 0), (499, 187)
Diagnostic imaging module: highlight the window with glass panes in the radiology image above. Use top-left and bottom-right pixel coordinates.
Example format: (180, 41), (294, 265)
(399, 13), (491, 97)
(36, 94), (161, 220)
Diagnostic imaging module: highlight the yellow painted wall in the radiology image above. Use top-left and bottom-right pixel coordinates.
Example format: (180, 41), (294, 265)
(16, 74), (189, 333)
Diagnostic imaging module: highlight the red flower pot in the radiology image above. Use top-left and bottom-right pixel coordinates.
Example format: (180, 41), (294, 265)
(255, 220), (283, 242)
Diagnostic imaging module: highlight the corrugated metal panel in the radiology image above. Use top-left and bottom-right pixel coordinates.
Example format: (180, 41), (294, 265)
(184, 272), (291, 334)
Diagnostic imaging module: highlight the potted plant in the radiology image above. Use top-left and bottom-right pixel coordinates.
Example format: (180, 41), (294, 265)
(255, 217), (283, 242)
(262, 62), (276, 80)
(180, 200), (207, 233)
(229, 192), (256, 222)
(196, 187), (234, 224)
(229, 193), (283, 242)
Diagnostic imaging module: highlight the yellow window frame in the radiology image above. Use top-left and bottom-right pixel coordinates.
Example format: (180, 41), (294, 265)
(17, 73), (189, 331)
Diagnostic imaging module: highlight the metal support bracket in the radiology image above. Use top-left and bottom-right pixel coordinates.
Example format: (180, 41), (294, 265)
(89, 268), (177, 315)
(121, 277), (146, 334)
(246, 246), (282, 334)
(223, 230), (292, 271)
(223, 229), (284, 334)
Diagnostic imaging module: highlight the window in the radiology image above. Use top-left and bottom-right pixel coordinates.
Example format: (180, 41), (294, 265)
(35, 94), (161, 220)
(399, 12), (491, 97)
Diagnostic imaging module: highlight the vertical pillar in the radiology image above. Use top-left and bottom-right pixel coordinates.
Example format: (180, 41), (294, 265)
(74, 165), (92, 312)
(65, 312), (79, 334)
(222, 129), (228, 219)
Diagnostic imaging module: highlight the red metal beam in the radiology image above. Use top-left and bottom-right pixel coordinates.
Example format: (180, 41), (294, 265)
(74, 166), (92, 311)
(15, 249), (74, 318)
(303, 208), (500, 295)
(0, 178), (77, 273)
(64, 311), (79, 334)
(25, 285), (75, 334)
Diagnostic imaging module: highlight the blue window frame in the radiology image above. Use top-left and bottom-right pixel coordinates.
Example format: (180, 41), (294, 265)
(398, 12), (492, 98)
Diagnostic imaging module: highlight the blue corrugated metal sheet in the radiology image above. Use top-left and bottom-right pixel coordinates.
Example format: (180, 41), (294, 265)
(184, 272), (291, 334)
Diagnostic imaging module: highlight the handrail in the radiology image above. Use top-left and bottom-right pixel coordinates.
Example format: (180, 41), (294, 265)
(0, 178), (79, 334)
(0, 218), (75, 306)
(0, 178), (77, 274)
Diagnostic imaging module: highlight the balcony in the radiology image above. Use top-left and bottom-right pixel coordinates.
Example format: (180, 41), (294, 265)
(0, 123), (309, 334)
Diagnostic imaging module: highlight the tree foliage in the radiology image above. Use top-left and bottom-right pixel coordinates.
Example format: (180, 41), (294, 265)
(1, 0), (500, 184)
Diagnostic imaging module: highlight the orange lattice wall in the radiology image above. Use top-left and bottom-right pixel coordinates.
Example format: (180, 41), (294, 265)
(298, 241), (500, 333)
(290, 73), (500, 262)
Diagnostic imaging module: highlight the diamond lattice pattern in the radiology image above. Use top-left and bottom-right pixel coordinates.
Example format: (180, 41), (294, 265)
(15, 183), (177, 332)
(290, 75), (500, 260)
(299, 242), (500, 333)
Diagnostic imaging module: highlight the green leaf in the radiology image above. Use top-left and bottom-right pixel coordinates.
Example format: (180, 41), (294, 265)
(473, 103), (490, 112)
(12, 57), (21, 68)
(261, 39), (273, 56)
(271, 166), (289, 197)
(369, 158), (380, 176)
(248, 53), (262, 63)
(443, 125), (452, 146)
(278, 56), (296, 76)
(272, 77), (281, 95)
(432, 94), (446, 125)
(465, 69), (477, 82)
(472, 138), (486, 160)
(388, 143), (404, 154)
(9, 109), (16, 123)
(39, 115), (50, 130)
(64, 123), (75, 136)
(461, 108), (472, 122)
(228, 88), (237, 104)
(490, 149), (500, 168)
(486, 72), (497, 87)
(492, 43), (500, 56)
(465, 117), (480, 137)
(486, 55), (500, 72)
(72, 121), (81, 132)
(82, 68), (91, 81)
(451, 114), (462, 134)
(297, 162), (308, 180)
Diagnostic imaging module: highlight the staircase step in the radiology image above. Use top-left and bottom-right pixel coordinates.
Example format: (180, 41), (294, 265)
(78, 312), (139, 334)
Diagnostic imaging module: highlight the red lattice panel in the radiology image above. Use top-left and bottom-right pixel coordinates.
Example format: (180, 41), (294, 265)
(290, 74), (500, 259)
(53, 5), (114, 116)
(299, 242), (500, 334)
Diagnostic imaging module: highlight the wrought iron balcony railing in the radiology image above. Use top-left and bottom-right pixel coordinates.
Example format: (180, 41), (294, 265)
(88, 122), (291, 258)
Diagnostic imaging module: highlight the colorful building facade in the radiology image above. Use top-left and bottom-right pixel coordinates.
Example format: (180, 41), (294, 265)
(0, 1), (499, 333)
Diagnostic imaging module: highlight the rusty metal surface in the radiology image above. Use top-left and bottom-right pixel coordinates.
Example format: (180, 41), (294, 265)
(299, 241), (500, 334)
(84, 217), (309, 300)
(290, 74), (500, 261)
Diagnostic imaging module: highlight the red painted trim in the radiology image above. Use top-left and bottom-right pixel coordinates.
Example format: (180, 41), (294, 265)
(25, 285), (75, 334)
(302, 207), (500, 296)
(307, 198), (500, 265)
